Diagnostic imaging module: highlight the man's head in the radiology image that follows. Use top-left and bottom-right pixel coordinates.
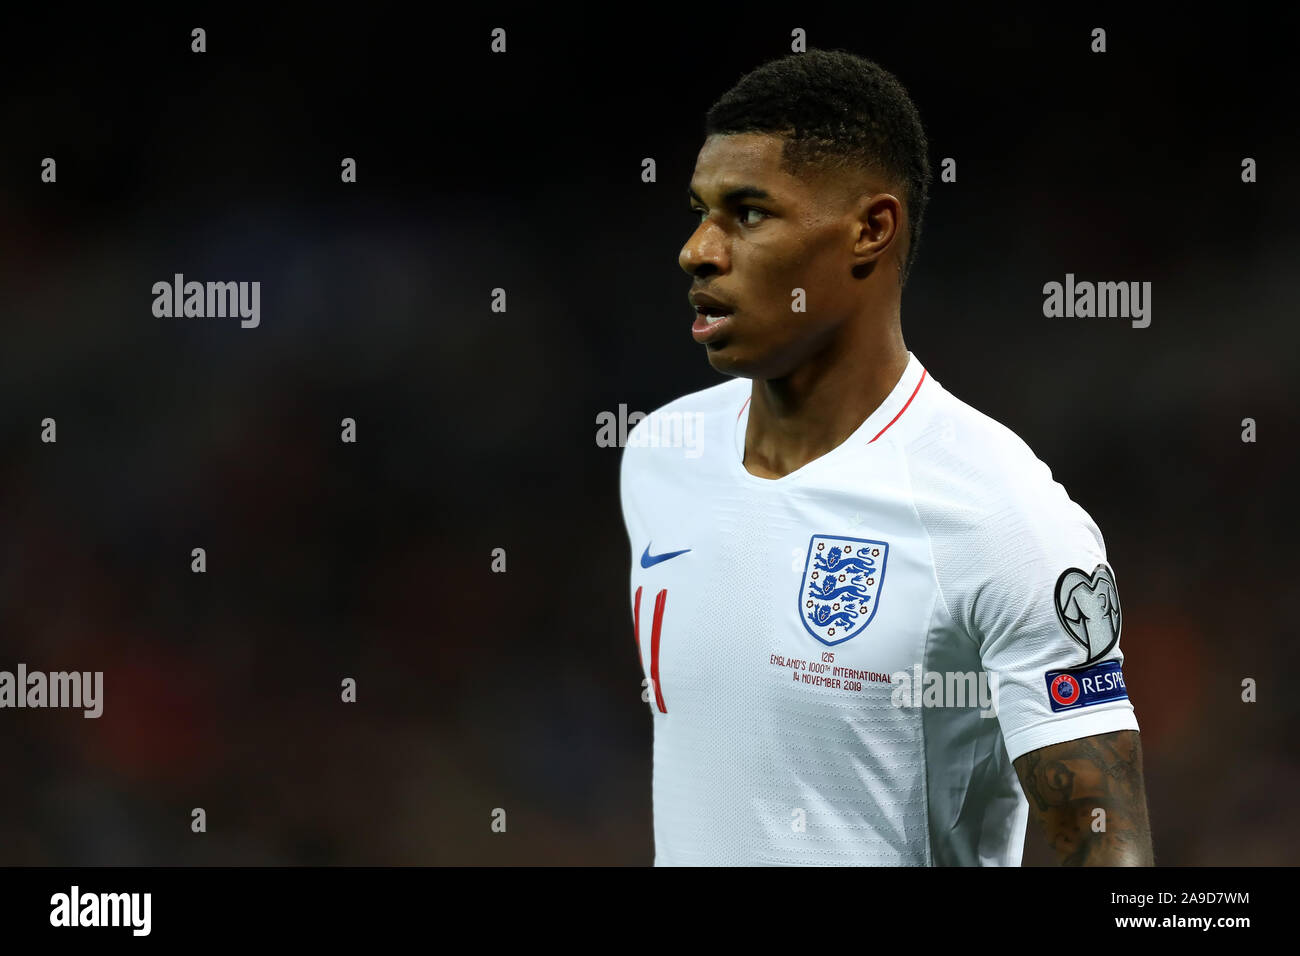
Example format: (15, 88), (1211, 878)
(680, 49), (931, 379)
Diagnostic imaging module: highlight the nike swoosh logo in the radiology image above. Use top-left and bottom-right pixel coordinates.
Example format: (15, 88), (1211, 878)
(641, 543), (692, 568)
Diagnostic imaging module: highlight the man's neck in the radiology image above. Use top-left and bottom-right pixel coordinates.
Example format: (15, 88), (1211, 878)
(742, 322), (909, 480)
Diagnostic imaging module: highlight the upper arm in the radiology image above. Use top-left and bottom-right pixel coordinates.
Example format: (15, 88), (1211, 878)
(1012, 728), (1154, 866)
(915, 425), (1150, 863)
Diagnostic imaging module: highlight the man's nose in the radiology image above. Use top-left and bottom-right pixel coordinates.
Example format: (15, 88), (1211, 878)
(679, 224), (725, 275)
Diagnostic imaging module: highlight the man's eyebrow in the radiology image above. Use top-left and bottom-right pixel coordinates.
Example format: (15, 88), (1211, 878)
(687, 184), (773, 205)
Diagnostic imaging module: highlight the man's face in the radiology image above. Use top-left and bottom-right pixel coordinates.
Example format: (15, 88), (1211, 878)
(679, 132), (879, 379)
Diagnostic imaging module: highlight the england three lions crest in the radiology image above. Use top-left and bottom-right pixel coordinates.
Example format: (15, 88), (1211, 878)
(798, 535), (889, 646)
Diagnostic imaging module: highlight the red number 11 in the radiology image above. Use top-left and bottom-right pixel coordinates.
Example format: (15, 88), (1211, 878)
(633, 585), (668, 713)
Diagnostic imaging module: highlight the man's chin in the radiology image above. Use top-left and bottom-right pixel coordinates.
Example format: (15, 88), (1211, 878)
(704, 342), (760, 378)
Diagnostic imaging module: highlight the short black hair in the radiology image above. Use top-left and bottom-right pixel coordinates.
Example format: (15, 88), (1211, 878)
(704, 48), (932, 289)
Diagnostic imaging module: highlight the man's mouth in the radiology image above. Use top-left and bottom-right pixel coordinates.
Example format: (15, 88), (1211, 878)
(691, 308), (736, 342)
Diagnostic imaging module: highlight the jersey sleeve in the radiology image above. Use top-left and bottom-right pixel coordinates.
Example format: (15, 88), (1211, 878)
(939, 454), (1139, 764)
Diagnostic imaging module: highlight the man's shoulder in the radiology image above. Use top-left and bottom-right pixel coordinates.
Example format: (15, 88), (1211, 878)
(621, 376), (748, 463)
(903, 376), (1106, 597)
(624, 374), (748, 447)
(905, 375), (1091, 522)
(637, 375), (750, 422)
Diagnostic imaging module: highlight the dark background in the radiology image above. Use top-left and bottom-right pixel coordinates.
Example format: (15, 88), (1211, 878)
(1, 8), (1296, 865)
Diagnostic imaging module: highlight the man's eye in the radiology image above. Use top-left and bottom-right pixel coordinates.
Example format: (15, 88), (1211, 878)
(688, 207), (767, 224)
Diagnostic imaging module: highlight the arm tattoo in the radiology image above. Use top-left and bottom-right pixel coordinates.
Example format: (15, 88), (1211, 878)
(1013, 729), (1154, 866)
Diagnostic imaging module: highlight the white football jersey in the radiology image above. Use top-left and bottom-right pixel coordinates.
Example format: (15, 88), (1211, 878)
(619, 351), (1138, 866)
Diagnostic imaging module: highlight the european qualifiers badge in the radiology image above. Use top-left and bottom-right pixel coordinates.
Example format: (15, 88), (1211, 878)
(798, 536), (889, 646)
(1054, 563), (1122, 665)
(1046, 564), (1130, 713)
